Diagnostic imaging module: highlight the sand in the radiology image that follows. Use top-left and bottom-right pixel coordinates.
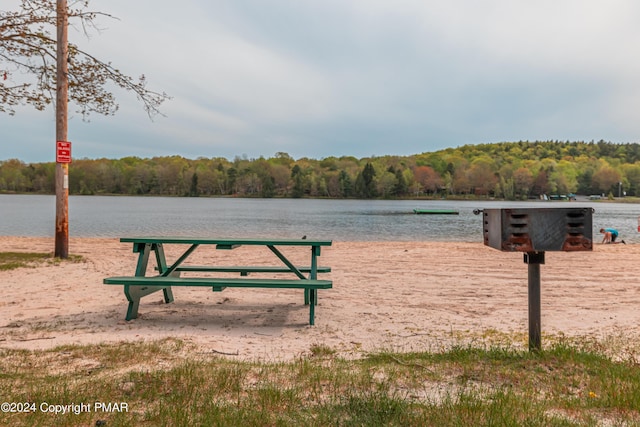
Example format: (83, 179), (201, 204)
(1, 237), (639, 360)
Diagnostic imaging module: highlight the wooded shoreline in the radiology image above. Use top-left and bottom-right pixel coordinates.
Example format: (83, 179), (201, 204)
(1, 140), (638, 199)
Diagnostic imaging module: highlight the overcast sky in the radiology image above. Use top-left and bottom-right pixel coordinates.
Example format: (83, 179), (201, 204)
(3, 0), (640, 163)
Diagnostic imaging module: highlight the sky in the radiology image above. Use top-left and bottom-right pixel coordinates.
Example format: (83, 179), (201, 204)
(3, 0), (640, 163)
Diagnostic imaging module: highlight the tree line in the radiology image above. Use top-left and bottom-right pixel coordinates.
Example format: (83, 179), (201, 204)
(2, 140), (640, 199)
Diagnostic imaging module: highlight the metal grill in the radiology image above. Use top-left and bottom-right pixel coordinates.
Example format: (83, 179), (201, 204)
(475, 207), (594, 351)
(481, 207), (593, 252)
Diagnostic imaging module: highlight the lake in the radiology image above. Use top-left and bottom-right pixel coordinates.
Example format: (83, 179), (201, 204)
(2, 195), (640, 242)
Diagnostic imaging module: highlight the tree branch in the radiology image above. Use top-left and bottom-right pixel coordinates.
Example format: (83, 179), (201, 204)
(0, 0), (170, 118)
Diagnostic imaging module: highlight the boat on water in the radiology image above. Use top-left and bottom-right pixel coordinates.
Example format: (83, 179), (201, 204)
(413, 208), (459, 215)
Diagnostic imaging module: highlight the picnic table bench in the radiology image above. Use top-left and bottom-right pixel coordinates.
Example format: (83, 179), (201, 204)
(104, 237), (332, 325)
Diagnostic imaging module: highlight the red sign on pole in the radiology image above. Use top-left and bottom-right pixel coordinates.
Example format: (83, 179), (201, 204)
(56, 141), (72, 163)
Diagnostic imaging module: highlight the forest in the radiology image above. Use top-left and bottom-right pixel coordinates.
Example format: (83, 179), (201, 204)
(1, 140), (639, 200)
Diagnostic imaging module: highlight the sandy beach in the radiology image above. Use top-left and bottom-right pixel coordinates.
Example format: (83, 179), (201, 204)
(1, 237), (639, 359)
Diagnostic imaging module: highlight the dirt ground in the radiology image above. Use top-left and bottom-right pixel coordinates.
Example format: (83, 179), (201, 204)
(1, 237), (639, 360)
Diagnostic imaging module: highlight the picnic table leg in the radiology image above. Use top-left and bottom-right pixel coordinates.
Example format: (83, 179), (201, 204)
(308, 244), (323, 323)
(123, 243), (174, 320)
(123, 243), (150, 319)
(123, 284), (173, 320)
(305, 245), (321, 306)
(153, 243), (174, 304)
(309, 287), (316, 325)
(124, 288), (141, 321)
(133, 242), (151, 276)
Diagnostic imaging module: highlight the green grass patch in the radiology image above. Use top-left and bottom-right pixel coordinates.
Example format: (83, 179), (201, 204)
(0, 252), (83, 270)
(1, 338), (640, 426)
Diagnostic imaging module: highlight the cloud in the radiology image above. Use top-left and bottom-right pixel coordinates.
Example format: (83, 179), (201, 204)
(3, 0), (640, 163)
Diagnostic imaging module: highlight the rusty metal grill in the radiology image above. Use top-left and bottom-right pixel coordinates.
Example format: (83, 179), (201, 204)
(481, 208), (593, 252)
(475, 206), (594, 351)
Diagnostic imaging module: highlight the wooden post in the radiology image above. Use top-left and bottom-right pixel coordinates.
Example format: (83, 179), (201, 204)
(55, 0), (69, 258)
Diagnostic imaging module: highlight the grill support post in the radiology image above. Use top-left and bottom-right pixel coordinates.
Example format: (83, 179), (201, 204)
(477, 208), (593, 353)
(524, 251), (545, 352)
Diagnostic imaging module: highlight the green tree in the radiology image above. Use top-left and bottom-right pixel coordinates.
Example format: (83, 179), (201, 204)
(226, 167), (238, 195)
(355, 162), (377, 198)
(338, 170), (352, 197)
(377, 170), (396, 198)
(499, 176), (516, 200)
(189, 173), (199, 197)
(261, 175), (275, 198)
(0, 159), (29, 191)
(291, 164), (304, 198)
(272, 152), (294, 167)
(622, 163), (640, 196)
(551, 160), (579, 195)
(393, 168), (407, 196)
(577, 172), (593, 194)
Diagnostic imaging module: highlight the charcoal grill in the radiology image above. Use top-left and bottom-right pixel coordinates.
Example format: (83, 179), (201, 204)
(475, 207), (593, 351)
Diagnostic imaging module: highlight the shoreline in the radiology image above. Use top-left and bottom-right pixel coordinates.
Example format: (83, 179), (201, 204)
(2, 237), (640, 359)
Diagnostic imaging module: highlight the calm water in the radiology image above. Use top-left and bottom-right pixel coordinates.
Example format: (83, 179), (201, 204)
(2, 195), (640, 242)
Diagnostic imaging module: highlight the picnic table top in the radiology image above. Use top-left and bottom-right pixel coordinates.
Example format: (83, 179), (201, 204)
(119, 236), (333, 246)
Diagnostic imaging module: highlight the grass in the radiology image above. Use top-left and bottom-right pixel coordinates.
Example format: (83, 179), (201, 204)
(0, 251), (636, 425)
(1, 338), (639, 426)
(0, 252), (83, 270)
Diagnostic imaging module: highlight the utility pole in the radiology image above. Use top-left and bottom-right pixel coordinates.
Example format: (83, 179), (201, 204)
(55, 0), (69, 258)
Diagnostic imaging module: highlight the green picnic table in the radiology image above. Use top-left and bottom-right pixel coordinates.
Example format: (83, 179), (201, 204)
(104, 237), (333, 325)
